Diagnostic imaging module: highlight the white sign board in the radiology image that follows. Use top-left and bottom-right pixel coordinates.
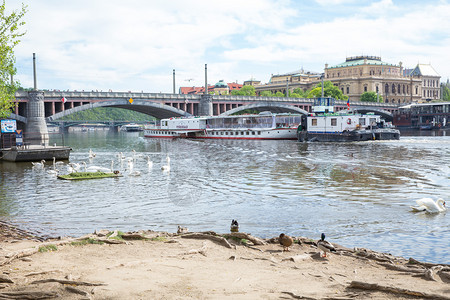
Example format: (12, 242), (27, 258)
(1, 119), (17, 133)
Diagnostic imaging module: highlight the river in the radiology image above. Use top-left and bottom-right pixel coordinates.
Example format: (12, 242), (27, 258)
(0, 129), (449, 264)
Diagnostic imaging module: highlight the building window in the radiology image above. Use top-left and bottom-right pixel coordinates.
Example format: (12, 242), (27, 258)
(364, 86), (367, 92)
(392, 85), (395, 93)
(376, 86), (379, 93)
(346, 86), (349, 94)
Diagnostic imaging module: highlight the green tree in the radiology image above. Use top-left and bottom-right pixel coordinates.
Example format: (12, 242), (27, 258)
(360, 91), (383, 102)
(307, 81), (348, 101)
(231, 85), (256, 96)
(442, 84), (450, 101)
(291, 88), (307, 98)
(274, 91), (285, 97)
(0, 1), (27, 118)
(259, 90), (274, 97)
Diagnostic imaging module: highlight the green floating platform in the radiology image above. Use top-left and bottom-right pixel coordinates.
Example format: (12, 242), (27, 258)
(57, 171), (122, 180)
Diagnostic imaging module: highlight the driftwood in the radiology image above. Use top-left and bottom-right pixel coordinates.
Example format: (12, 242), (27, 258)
(378, 262), (426, 274)
(180, 233), (233, 249)
(31, 278), (106, 286)
(25, 270), (62, 277)
(225, 232), (267, 245)
(65, 286), (90, 297)
(0, 275), (13, 284)
(348, 281), (450, 300)
(0, 291), (59, 299)
(409, 257), (450, 269)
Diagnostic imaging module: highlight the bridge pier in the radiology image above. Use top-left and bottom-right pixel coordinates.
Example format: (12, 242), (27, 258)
(25, 91), (49, 146)
(199, 95), (213, 116)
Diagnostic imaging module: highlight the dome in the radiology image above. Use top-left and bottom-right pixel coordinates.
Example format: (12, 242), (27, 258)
(214, 80), (228, 88)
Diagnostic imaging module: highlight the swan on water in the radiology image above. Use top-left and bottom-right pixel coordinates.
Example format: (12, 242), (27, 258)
(47, 157), (59, 175)
(89, 149), (96, 159)
(410, 198), (446, 213)
(147, 156), (153, 169)
(31, 160), (45, 168)
(127, 160), (141, 176)
(161, 156), (170, 171)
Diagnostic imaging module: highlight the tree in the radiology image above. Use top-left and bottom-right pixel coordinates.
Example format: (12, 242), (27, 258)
(231, 85), (256, 96)
(307, 81), (348, 101)
(442, 84), (450, 101)
(260, 91), (274, 97)
(0, 1), (27, 118)
(361, 91), (383, 102)
(291, 88), (307, 98)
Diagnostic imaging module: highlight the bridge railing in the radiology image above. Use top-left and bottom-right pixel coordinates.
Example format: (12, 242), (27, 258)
(15, 90), (400, 108)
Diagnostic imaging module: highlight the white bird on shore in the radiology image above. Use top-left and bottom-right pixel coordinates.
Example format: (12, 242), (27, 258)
(317, 233), (336, 258)
(411, 198), (446, 213)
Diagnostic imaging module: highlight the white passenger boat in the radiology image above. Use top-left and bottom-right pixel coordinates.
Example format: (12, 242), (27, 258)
(144, 112), (302, 140)
(121, 123), (143, 132)
(298, 97), (400, 142)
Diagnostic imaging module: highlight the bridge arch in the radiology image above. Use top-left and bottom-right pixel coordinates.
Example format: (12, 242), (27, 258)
(347, 107), (393, 121)
(46, 99), (192, 121)
(220, 102), (309, 116)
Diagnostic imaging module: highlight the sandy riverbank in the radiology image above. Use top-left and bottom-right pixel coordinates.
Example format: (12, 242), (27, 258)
(0, 226), (449, 299)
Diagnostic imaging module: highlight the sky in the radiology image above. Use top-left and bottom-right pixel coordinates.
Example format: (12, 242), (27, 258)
(6, 0), (450, 93)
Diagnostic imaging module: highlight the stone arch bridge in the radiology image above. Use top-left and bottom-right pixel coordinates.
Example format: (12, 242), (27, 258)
(10, 90), (399, 127)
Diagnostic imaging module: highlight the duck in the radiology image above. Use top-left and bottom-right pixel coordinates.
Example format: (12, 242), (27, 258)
(177, 226), (189, 234)
(317, 233), (336, 258)
(411, 197), (446, 213)
(279, 233), (293, 252)
(230, 219), (239, 233)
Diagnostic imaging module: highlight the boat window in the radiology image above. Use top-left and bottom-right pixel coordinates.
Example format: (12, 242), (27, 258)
(246, 132), (249, 135)
(331, 118), (337, 126)
(369, 118), (377, 125)
(359, 118), (366, 126)
(312, 119), (318, 126)
(226, 132), (228, 135)
(221, 132), (223, 135)
(241, 132), (244, 135)
(258, 131), (261, 135)
(252, 132), (255, 135)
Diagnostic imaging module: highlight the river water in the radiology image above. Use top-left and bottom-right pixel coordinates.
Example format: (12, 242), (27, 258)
(1, 130), (449, 264)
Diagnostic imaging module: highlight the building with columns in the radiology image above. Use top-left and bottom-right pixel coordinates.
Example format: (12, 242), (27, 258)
(253, 56), (440, 104)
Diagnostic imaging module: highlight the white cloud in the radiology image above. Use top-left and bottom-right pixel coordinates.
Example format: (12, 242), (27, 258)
(8, 0), (450, 93)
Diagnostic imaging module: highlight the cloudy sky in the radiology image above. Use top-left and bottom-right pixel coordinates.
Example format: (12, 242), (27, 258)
(7, 0), (450, 93)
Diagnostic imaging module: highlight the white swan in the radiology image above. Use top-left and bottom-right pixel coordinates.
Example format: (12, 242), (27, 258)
(31, 159), (45, 168)
(147, 156), (153, 169)
(161, 156), (170, 171)
(411, 198), (446, 213)
(127, 160), (141, 176)
(47, 157), (59, 175)
(89, 149), (96, 159)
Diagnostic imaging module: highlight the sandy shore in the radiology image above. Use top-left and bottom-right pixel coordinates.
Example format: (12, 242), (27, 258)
(0, 226), (449, 299)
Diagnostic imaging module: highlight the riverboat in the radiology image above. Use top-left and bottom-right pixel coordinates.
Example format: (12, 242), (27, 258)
(144, 113), (302, 140)
(298, 98), (400, 142)
(393, 102), (449, 129)
(121, 123), (143, 132)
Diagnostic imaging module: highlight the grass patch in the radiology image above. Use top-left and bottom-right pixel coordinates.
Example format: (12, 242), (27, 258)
(151, 236), (167, 242)
(226, 236), (248, 245)
(39, 244), (57, 252)
(58, 172), (120, 180)
(71, 238), (104, 246)
(107, 231), (125, 240)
